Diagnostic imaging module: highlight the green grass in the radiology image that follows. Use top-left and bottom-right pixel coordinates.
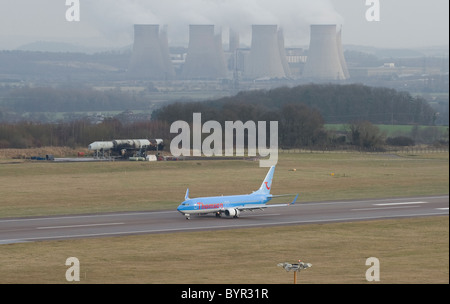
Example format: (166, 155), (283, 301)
(1, 217), (447, 284)
(0, 151), (448, 284)
(0, 152), (448, 218)
(325, 124), (449, 137)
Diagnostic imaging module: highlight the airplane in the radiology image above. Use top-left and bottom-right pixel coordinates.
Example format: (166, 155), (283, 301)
(177, 166), (298, 220)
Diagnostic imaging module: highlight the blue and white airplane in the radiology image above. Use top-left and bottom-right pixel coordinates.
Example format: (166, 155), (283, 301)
(177, 166), (298, 220)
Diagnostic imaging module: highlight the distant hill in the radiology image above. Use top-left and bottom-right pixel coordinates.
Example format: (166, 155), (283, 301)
(16, 41), (132, 54)
(344, 44), (449, 58)
(154, 83), (437, 126)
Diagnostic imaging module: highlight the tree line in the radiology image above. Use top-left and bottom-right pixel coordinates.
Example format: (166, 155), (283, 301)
(1, 86), (150, 114)
(0, 119), (171, 149)
(156, 83), (435, 125)
(152, 83), (441, 150)
(1, 117), (446, 152)
(0, 84), (445, 151)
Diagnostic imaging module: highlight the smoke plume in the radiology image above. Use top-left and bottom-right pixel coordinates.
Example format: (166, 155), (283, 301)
(84, 0), (343, 47)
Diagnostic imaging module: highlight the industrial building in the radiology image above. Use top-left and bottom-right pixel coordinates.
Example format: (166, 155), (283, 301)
(245, 25), (291, 79)
(129, 24), (175, 80)
(303, 24), (349, 80)
(182, 25), (227, 80)
(129, 23), (349, 82)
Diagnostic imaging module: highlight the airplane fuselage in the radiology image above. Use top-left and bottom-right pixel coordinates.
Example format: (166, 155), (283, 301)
(177, 193), (272, 216)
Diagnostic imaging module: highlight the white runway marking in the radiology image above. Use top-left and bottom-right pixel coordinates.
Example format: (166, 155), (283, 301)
(0, 211), (176, 223)
(374, 202), (428, 206)
(247, 213), (281, 217)
(37, 223), (124, 230)
(352, 206), (420, 211)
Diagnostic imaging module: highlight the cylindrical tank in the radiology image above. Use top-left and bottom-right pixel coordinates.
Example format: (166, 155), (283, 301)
(88, 141), (114, 151)
(113, 139), (151, 149)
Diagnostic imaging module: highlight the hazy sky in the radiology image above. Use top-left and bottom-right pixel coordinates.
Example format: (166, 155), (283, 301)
(0, 0), (448, 50)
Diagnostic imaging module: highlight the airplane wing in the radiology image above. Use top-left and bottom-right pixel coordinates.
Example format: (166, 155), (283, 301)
(236, 194), (298, 211)
(270, 193), (299, 198)
(268, 193), (298, 205)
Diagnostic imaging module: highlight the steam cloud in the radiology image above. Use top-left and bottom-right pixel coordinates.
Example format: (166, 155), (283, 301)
(84, 0), (343, 46)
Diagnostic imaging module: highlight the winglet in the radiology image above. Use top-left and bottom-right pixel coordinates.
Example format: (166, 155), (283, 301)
(185, 188), (190, 200)
(291, 194), (299, 205)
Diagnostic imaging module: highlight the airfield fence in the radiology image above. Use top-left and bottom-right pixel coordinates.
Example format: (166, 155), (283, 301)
(278, 146), (449, 155)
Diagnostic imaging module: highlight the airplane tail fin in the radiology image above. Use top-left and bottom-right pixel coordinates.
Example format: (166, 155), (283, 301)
(254, 166), (275, 195)
(185, 188), (190, 200)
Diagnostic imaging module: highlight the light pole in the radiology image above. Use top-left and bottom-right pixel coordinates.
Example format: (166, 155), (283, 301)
(277, 260), (312, 284)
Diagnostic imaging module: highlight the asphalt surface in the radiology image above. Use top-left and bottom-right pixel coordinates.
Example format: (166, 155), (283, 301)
(0, 195), (448, 244)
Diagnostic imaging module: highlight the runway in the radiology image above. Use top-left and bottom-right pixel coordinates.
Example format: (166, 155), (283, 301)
(0, 195), (448, 244)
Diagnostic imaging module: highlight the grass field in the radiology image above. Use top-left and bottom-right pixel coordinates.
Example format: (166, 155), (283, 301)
(1, 217), (448, 284)
(0, 151), (448, 283)
(325, 124), (449, 138)
(0, 152), (448, 218)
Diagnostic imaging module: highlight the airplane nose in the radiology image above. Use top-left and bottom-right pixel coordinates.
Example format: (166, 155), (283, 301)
(177, 201), (190, 213)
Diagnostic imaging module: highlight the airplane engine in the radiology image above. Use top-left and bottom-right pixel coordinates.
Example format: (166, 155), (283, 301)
(224, 208), (240, 218)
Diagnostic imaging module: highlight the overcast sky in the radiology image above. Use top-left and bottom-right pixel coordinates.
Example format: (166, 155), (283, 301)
(0, 0), (448, 50)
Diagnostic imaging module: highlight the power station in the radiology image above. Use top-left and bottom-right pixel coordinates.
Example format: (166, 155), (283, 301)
(129, 23), (349, 81)
(245, 25), (290, 79)
(336, 27), (350, 79)
(303, 24), (348, 80)
(129, 24), (175, 80)
(182, 25), (227, 80)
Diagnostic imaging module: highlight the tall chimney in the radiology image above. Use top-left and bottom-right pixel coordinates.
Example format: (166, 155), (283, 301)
(303, 24), (347, 80)
(183, 25), (227, 79)
(129, 24), (174, 80)
(246, 25), (289, 79)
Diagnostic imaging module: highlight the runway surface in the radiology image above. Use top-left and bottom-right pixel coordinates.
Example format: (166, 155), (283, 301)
(0, 195), (448, 244)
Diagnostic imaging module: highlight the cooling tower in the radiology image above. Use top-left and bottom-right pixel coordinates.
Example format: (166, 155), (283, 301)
(229, 28), (240, 52)
(277, 28), (292, 78)
(183, 25), (227, 79)
(336, 28), (350, 79)
(246, 25), (288, 79)
(303, 24), (347, 80)
(129, 24), (175, 80)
